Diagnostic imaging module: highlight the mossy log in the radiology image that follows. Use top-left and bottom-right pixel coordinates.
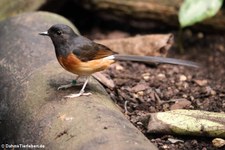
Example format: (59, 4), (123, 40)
(147, 109), (225, 138)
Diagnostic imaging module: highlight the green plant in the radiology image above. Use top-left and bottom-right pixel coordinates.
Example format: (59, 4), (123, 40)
(177, 0), (224, 51)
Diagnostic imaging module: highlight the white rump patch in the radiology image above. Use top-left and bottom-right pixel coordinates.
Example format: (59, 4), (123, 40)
(103, 55), (115, 60)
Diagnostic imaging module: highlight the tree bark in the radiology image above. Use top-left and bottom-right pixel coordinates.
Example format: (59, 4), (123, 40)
(77, 0), (225, 31)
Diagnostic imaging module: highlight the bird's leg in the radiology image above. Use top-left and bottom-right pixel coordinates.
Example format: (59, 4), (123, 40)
(57, 76), (80, 90)
(65, 76), (92, 98)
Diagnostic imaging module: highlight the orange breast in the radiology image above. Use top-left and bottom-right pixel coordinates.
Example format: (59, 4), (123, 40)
(58, 53), (115, 76)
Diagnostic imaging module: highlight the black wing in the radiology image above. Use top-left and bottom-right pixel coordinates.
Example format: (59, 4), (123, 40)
(72, 37), (117, 62)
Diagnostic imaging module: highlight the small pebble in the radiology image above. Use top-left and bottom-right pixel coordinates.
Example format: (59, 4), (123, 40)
(179, 75), (187, 81)
(115, 64), (124, 70)
(212, 138), (225, 148)
(157, 73), (166, 79)
(137, 91), (144, 96)
(197, 32), (204, 39)
(142, 73), (150, 81)
(194, 79), (208, 86)
(170, 99), (192, 110)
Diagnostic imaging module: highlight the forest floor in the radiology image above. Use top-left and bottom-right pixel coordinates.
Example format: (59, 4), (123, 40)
(50, 2), (225, 149)
(87, 28), (225, 150)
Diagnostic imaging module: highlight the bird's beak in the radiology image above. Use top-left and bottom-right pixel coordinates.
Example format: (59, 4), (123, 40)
(39, 31), (49, 36)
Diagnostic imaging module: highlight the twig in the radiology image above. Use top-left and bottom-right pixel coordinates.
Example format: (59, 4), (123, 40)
(124, 100), (129, 115)
(93, 72), (115, 90)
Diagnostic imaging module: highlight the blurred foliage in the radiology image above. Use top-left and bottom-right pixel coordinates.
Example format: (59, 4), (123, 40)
(179, 0), (223, 28)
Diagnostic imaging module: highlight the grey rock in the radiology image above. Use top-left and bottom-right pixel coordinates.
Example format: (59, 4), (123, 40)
(0, 11), (157, 150)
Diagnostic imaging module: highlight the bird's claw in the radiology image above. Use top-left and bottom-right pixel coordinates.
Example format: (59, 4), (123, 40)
(65, 92), (92, 98)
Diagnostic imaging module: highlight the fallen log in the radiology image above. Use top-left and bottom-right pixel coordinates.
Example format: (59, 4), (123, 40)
(77, 0), (225, 31)
(0, 11), (157, 150)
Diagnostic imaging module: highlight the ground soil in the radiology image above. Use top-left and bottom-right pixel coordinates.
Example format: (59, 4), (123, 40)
(87, 30), (225, 150)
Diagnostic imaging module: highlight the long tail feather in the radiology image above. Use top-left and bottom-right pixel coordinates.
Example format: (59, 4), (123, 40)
(113, 55), (199, 68)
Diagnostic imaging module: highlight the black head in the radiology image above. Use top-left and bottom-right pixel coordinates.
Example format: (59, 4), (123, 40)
(39, 24), (79, 57)
(39, 24), (78, 45)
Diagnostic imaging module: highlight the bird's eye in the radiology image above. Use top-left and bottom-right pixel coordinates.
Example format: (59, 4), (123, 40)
(56, 30), (62, 35)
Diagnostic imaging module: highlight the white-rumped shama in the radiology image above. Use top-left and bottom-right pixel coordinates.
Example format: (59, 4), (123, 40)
(39, 24), (199, 98)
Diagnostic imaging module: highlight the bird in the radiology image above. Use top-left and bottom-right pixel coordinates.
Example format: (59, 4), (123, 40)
(39, 24), (199, 98)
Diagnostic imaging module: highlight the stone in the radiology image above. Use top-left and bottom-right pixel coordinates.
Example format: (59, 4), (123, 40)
(0, 11), (157, 150)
